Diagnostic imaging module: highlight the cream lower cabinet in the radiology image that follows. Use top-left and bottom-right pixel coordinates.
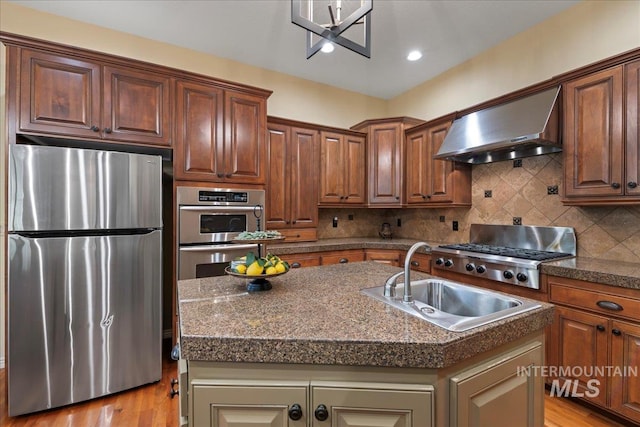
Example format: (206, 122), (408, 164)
(190, 379), (433, 427)
(450, 343), (543, 427)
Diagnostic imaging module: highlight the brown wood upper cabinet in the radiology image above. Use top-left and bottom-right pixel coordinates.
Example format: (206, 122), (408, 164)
(563, 59), (640, 204)
(266, 118), (319, 241)
(404, 118), (471, 207)
(19, 48), (172, 146)
(319, 130), (366, 205)
(351, 117), (424, 206)
(174, 80), (268, 184)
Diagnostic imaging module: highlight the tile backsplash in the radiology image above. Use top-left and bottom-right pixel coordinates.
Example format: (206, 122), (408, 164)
(318, 153), (640, 263)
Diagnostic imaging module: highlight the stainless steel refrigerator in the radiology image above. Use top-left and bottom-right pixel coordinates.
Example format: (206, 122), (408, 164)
(7, 144), (163, 416)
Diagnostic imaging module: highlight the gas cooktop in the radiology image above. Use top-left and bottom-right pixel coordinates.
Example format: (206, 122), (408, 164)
(432, 224), (576, 290)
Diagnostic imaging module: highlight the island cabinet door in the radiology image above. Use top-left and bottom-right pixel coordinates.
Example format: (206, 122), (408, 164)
(191, 380), (308, 427)
(450, 342), (543, 427)
(310, 382), (434, 427)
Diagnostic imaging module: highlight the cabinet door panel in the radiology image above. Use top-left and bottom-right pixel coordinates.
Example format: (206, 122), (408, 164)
(319, 131), (344, 204)
(103, 66), (171, 146)
(427, 122), (453, 203)
(225, 91), (266, 184)
(192, 381), (307, 427)
(311, 383), (433, 427)
(344, 135), (366, 204)
(20, 50), (100, 136)
(266, 124), (290, 229)
(564, 66), (624, 197)
(554, 307), (609, 407)
(175, 80), (224, 181)
(290, 127), (318, 227)
(451, 343), (543, 427)
(626, 60), (640, 196)
(368, 124), (402, 204)
(610, 320), (640, 424)
(405, 130), (428, 204)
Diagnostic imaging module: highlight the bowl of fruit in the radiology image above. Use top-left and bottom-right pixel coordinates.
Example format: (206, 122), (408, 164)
(225, 252), (290, 291)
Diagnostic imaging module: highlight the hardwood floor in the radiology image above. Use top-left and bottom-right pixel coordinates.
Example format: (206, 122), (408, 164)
(0, 347), (633, 426)
(0, 342), (178, 427)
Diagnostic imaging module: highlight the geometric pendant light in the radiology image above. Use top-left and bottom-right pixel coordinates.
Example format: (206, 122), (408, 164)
(291, 0), (372, 59)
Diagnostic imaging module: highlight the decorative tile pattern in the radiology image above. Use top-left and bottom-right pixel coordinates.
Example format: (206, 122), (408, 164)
(317, 153), (640, 263)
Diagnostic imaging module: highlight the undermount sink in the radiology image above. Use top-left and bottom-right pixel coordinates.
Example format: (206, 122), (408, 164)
(361, 279), (541, 332)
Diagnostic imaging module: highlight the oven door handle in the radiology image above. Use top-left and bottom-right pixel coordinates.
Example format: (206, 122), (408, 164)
(179, 243), (257, 252)
(179, 206), (257, 212)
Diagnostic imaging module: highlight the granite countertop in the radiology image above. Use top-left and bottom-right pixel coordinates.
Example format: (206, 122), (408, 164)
(540, 257), (640, 289)
(268, 238), (640, 290)
(178, 262), (553, 369)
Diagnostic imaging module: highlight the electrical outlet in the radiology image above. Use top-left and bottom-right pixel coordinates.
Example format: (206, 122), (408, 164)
(439, 216), (445, 222)
(452, 221), (459, 231)
(484, 190), (492, 198)
(397, 218), (402, 227)
(547, 185), (559, 195)
(332, 217), (338, 227)
(513, 159), (523, 168)
(348, 214), (354, 220)
(513, 217), (522, 225)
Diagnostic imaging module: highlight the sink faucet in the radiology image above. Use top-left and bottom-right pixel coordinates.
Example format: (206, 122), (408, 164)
(402, 242), (431, 303)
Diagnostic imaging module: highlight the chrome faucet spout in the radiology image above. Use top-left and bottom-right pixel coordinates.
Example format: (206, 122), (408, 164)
(403, 242), (431, 303)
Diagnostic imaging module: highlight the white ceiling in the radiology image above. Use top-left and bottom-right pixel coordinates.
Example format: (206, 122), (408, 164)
(6, 0), (580, 99)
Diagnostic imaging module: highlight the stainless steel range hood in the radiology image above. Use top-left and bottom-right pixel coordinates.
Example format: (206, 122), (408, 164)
(435, 87), (561, 164)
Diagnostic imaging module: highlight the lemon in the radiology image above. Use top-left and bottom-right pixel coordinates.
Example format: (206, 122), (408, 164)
(275, 262), (286, 273)
(234, 264), (247, 274)
(265, 266), (277, 275)
(246, 261), (263, 276)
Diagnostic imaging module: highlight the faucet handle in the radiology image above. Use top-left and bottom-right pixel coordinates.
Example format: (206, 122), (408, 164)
(383, 271), (405, 297)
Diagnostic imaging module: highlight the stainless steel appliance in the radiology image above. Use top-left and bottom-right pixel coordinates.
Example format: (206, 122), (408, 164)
(431, 224), (576, 290)
(7, 144), (163, 416)
(435, 87), (561, 164)
(177, 186), (265, 280)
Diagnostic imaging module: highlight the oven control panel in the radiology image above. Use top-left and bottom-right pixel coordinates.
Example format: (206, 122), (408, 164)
(432, 255), (541, 290)
(199, 191), (248, 203)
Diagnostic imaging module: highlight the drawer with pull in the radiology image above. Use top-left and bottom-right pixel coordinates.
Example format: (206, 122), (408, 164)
(548, 276), (640, 323)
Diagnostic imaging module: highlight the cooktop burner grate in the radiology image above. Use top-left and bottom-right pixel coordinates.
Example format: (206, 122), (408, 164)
(438, 243), (573, 261)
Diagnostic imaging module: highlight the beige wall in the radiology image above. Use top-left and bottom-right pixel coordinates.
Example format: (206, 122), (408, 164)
(388, 0), (640, 120)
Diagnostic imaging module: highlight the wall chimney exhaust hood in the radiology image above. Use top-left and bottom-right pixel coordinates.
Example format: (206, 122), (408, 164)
(435, 87), (561, 164)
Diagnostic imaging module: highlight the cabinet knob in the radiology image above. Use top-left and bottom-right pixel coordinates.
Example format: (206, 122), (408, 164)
(292, 220), (297, 224)
(225, 173), (232, 178)
(90, 125), (99, 132)
(411, 260), (420, 267)
(288, 403), (303, 420)
(611, 182), (621, 189)
(169, 378), (179, 398)
(339, 258), (348, 263)
(340, 196), (345, 200)
(596, 324), (605, 332)
(104, 127), (112, 134)
(291, 262), (301, 268)
(217, 173), (224, 178)
(286, 220), (290, 224)
(314, 404), (329, 421)
(421, 194), (426, 199)
(395, 196), (400, 200)
(612, 329), (622, 336)
(628, 181), (638, 189)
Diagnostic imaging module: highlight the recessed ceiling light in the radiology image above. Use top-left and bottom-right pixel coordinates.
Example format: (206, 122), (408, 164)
(407, 50), (422, 61)
(321, 42), (335, 53)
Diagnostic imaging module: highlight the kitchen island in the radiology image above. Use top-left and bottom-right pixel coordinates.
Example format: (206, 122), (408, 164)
(178, 262), (554, 427)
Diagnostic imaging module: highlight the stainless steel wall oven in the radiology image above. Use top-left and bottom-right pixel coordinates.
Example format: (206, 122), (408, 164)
(177, 187), (265, 280)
